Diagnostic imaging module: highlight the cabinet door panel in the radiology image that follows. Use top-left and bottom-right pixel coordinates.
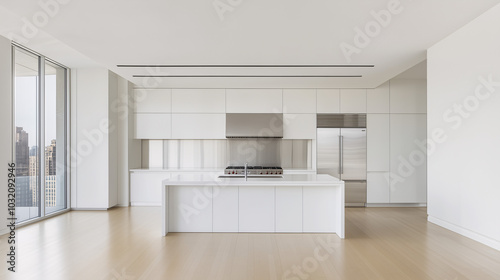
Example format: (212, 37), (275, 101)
(340, 89), (367, 113)
(172, 89), (225, 113)
(226, 89), (282, 113)
(367, 172), (390, 203)
(276, 186), (302, 232)
(168, 186), (213, 232)
(283, 114), (316, 139)
(390, 114), (427, 203)
(367, 114), (390, 171)
(317, 89), (340, 113)
(283, 89), (316, 113)
(213, 186), (239, 232)
(171, 114), (225, 139)
(367, 82), (390, 113)
(134, 89), (171, 113)
(134, 114), (171, 139)
(390, 79), (426, 113)
(303, 186), (337, 232)
(239, 186), (275, 232)
(130, 172), (170, 206)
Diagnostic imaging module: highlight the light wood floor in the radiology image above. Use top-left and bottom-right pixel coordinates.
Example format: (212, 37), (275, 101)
(1, 207), (499, 280)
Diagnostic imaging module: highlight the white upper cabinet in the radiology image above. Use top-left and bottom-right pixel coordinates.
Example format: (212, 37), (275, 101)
(390, 79), (427, 113)
(390, 114), (427, 203)
(172, 114), (225, 139)
(317, 89), (340, 113)
(367, 82), (390, 113)
(340, 89), (367, 113)
(172, 89), (225, 113)
(283, 89), (316, 113)
(367, 114), (390, 171)
(226, 89), (282, 113)
(134, 89), (171, 113)
(283, 114), (316, 139)
(134, 113), (172, 139)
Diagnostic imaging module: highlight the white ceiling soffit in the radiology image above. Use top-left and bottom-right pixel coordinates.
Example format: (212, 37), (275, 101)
(0, 0), (498, 88)
(394, 60), (427, 80)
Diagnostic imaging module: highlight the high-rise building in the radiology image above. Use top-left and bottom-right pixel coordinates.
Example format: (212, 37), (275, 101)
(15, 131), (60, 211)
(29, 147), (38, 207)
(45, 175), (57, 207)
(44, 140), (58, 208)
(45, 140), (56, 176)
(15, 127), (32, 207)
(16, 127), (29, 176)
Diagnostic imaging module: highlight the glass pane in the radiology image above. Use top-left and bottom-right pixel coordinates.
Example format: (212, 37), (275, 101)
(45, 61), (67, 214)
(15, 49), (40, 223)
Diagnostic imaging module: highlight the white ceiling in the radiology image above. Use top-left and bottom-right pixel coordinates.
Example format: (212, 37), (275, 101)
(0, 0), (498, 88)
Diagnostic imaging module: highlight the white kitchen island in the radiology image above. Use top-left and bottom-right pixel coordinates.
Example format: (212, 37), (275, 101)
(162, 174), (345, 238)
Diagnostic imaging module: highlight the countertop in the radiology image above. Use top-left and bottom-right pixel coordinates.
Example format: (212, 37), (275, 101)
(130, 168), (316, 173)
(162, 173), (343, 186)
(130, 167), (223, 172)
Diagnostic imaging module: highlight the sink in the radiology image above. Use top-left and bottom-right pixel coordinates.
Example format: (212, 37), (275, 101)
(218, 175), (283, 179)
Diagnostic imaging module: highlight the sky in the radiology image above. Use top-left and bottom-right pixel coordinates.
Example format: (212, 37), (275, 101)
(15, 75), (59, 147)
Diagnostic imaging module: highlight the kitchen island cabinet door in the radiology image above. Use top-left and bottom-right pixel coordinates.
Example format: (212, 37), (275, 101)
(303, 186), (338, 232)
(168, 186), (213, 232)
(130, 172), (170, 206)
(213, 186), (239, 232)
(238, 186), (275, 232)
(275, 186), (302, 232)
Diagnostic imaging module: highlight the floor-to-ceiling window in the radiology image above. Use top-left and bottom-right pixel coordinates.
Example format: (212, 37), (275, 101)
(14, 44), (69, 223)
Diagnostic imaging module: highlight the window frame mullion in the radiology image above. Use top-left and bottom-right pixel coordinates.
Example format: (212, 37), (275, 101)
(39, 56), (46, 218)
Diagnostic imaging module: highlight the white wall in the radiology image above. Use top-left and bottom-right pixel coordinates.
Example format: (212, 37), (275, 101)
(108, 72), (119, 207)
(427, 3), (500, 250)
(0, 35), (12, 234)
(74, 68), (110, 209)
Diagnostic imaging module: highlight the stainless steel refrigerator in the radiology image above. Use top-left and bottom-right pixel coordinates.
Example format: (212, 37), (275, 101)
(317, 114), (367, 207)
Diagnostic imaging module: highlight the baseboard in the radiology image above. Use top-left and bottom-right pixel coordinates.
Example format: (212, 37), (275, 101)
(71, 208), (108, 211)
(116, 204), (130, 207)
(131, 202), (161, 207)
(366, 203), (427, 207)
(428, 216), (500, 251)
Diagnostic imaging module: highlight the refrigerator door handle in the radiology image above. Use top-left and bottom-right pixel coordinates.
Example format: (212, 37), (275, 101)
(339, 135), (344, 174)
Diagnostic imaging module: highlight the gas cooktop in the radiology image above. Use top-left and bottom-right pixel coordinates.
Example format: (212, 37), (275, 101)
(224, 166), (283, 175)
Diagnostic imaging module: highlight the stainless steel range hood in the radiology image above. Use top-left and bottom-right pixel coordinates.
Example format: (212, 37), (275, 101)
(226, 113), (283, 138)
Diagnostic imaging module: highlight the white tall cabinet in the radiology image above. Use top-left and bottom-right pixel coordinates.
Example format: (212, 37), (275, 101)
(367, 114), (391, 203)
(390, 114), (427, 203)
(366, 79), (427, 204)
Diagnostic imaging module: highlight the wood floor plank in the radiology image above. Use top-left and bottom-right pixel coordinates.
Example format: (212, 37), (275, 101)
(0, 207), (499, 280)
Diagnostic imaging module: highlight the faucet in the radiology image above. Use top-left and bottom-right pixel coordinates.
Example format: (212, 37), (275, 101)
(244, 162), (248, 181)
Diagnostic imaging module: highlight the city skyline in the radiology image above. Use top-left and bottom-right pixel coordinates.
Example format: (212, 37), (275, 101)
(16, 126), (60, 210)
